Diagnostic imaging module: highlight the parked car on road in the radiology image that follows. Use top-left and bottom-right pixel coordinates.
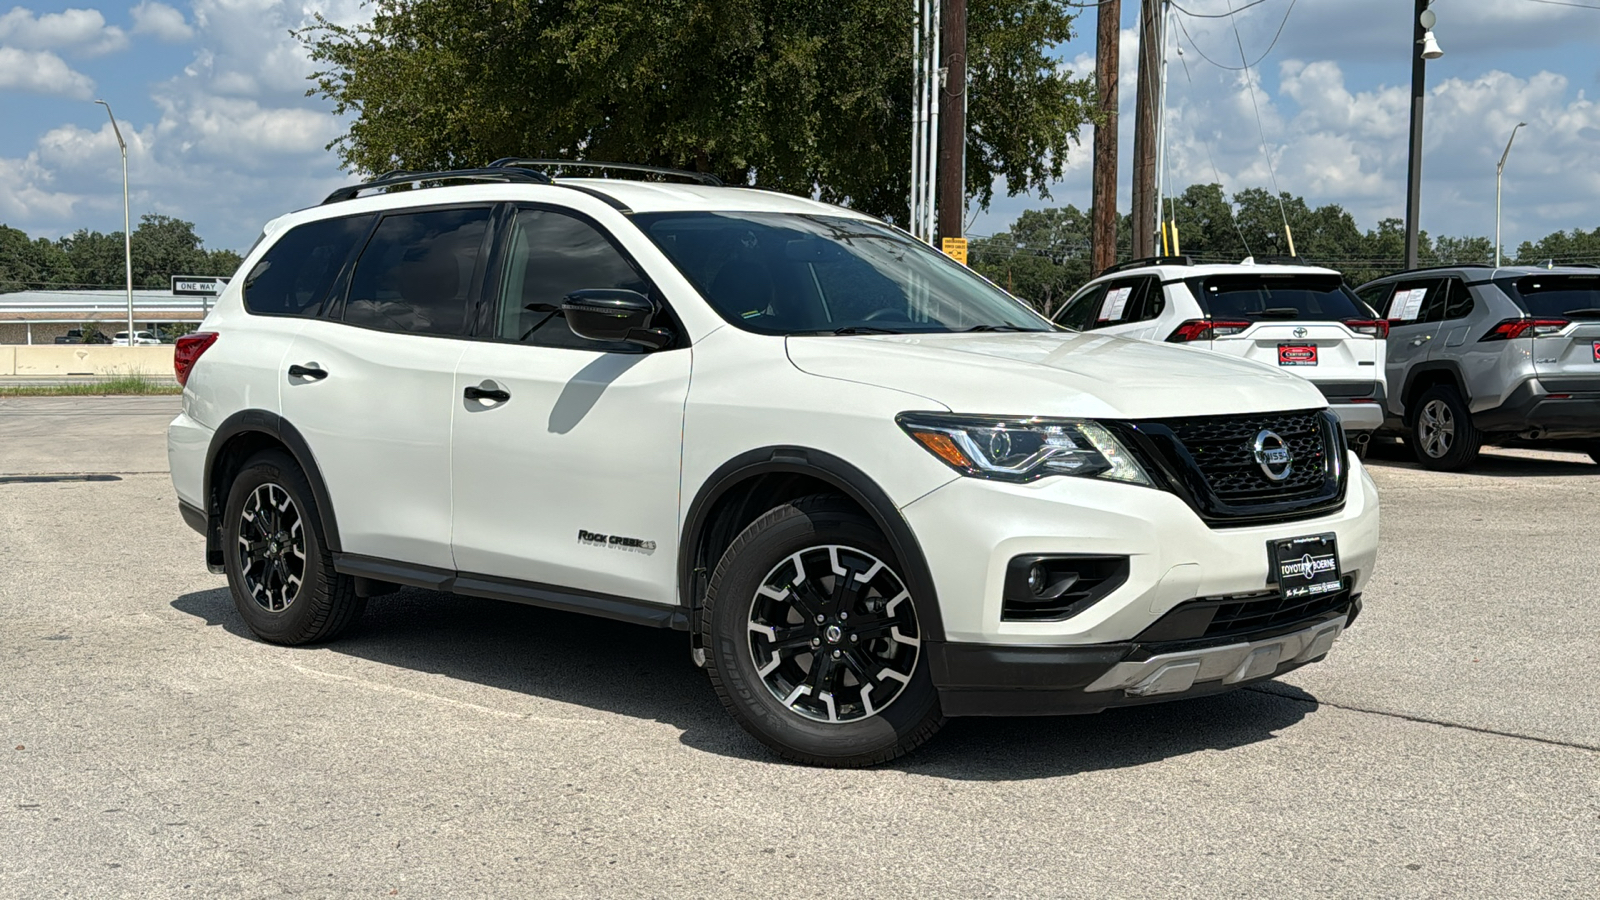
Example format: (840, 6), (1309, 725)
(112, 330), (161, 346)
(1355, 264), (1600, 470)
(1052, 257), (1388, 454)
(54, 328), (112, 344)
(166, 162), (1379, 766)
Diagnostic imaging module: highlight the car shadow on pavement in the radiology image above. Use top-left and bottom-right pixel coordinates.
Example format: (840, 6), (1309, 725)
(1362, 440), (1598, 477)
(172, 586), (1318, 780)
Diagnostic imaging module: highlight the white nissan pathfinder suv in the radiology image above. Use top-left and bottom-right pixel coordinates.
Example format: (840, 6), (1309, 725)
(167, 161), (1380, 766)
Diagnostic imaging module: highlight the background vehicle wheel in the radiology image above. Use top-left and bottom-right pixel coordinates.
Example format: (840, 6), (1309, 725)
(1410, 385), (1482, 471)
(222, 449), (364, 645)
(701, 495), (944, 767)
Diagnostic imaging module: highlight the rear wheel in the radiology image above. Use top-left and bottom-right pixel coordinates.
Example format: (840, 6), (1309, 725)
(222, 450), (364, 645)
(1410, 385), (1482, 471)
(701, 496), (943, 767)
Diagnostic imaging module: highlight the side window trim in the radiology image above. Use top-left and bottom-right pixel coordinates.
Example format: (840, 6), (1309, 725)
(318, 214), (382, 323)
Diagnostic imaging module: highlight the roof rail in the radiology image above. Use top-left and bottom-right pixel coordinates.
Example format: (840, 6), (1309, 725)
(1098, 255), (1191, 276)
(1244, 254), (1311, 266)
(1376, 263), (1496, 278)
(322, 167), (552, 204)
(488, 158), (723, 186)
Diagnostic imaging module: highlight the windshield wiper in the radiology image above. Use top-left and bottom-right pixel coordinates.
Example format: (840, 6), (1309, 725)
(790, 326), (907, 336)
(960, 324), (1031, 332)
(1256, 307), (1303, 319)
(1561, 308), (1600, 318)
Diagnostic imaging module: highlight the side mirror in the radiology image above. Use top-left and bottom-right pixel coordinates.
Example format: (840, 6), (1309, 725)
(562, 289), (672, 350)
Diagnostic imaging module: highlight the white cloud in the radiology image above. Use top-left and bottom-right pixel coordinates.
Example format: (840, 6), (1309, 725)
(131, 1), (194, 42)
(0, 47), (95, 98)
(0, 7), (128, 56)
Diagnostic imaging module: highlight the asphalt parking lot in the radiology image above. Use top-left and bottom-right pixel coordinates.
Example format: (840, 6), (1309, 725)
(3, 396), (1596, 898)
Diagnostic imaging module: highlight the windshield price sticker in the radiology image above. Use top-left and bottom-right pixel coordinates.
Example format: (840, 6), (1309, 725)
(1392, 288), (1428, 321)
(1098, 286), (1133, 321)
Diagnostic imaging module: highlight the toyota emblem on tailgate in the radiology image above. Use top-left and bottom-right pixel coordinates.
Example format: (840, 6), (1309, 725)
(1253, 430), (1293, 481)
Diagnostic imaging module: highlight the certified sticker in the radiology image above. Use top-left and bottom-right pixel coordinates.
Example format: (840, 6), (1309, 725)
(1278, 343), (1318, 366)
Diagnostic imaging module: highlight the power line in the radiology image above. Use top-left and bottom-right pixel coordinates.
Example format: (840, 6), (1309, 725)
(1523, 0), (1600, 10)
(1171, 0), (1273, 19)
(1172, 0), (1296, 72)
(1223, 0), (1296, 253)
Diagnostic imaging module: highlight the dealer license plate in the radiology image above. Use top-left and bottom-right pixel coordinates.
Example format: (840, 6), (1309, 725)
(1278, 343), (1318, 366)
(1268, 533), (1342, 600)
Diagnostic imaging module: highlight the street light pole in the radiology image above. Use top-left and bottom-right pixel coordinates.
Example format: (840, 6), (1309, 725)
(1495, 122), (1527, 269)
(96, 100), (133, 346)
(1403, 0), (1443, 270)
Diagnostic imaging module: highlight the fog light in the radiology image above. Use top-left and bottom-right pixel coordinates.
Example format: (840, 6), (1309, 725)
(1028, 564), (1047, 595)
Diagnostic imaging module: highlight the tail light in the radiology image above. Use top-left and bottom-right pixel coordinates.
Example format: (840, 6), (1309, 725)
(1478, 318), (1570, 341)
(1343, 318), (1389, 338)
(173, 332), (218, 386)
(1166, 319), (1252, 342)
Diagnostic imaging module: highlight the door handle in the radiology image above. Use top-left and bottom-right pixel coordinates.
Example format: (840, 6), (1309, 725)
(464, 383), (511, 403)
(288, 364), (328, 380)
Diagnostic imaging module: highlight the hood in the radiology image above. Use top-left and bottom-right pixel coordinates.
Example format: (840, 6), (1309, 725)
(785, 331), (1327, 419)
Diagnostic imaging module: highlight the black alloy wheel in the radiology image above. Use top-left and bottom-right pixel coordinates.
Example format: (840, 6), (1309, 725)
(222, 450), (365, 645)
(701, 495), (943, 767)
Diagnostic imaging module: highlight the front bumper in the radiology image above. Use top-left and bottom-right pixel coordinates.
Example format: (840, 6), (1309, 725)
(1472, 377), (1600, 438)
(929, 597), (1357, 716)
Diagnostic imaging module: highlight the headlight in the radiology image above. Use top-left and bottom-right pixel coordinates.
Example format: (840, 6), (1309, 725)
(896, 413), (1151, 486)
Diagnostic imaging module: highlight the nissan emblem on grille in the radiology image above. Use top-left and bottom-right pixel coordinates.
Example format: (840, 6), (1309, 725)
(1252, 430), (1294, 481)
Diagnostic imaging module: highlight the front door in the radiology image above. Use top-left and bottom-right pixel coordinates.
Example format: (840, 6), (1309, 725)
(280, 205), (491, 570)
(450, 206), (691, 606)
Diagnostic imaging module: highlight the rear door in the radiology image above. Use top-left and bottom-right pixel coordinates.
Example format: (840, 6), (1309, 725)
(1382, 277), (1448, 415)
(1189, 272), (1381, 390)
(1501, 273), (1600, 389)
(1083, 276), (1161, 338)
(280, 204), (492, 570)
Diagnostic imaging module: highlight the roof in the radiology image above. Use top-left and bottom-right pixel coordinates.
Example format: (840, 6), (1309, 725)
(1095, 260), (1343, 281)
(0, 289), (211, 323)
(1358, 264), (1600, 287)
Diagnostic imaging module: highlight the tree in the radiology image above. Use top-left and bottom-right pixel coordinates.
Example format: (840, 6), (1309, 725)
(1514, 226), (1600, 266)
(0, 225), (75, 292)
(59, 215), (241, 289)
(298, 0), (1095, 223)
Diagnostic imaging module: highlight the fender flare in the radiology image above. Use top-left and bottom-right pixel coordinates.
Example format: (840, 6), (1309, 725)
(678, 446), (947, 642)
(1399, 360), (1468, 423)
(204, 409), (342, 558)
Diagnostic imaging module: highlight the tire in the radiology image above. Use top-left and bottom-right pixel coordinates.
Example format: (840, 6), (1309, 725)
(222, 449), (364, 645)
(700, 495), (944, 767)
(1409, 385), (1483, 471)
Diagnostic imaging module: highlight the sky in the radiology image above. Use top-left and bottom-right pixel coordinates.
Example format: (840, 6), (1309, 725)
(1, 0), (1599, 256)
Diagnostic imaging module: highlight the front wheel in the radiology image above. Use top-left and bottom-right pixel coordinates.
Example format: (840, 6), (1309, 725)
(701, 496), (944, 767)
(1410, 385), (1483, 471)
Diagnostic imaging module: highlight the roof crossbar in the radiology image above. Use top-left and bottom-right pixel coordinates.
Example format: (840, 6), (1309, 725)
(488, 158), (723, 186)
(322, 167), (553, 204)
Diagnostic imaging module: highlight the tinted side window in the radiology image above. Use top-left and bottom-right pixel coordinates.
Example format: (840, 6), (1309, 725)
(495, 208), (654, 351)
(242, 215), (372, 317)
(1093, 278), (1147, 326)
(344, 207), (491, 337)
(1054, 283), (1106, 331)
(1386, 278), (1447, 323)
(1356, 283), (1393, 315)
(1442, 278), (1475, 320)
(1125, 276), (1165, 322)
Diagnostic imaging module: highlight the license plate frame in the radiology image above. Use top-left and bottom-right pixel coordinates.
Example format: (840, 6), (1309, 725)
(1278, 343), (1318, 366)
(1267, 533), (1343, 601)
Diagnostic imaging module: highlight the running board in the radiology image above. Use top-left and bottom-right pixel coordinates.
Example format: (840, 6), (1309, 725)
(332, 553), (690, 631)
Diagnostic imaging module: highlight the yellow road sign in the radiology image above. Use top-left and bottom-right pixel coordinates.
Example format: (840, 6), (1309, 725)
(941, 237), (968, 265)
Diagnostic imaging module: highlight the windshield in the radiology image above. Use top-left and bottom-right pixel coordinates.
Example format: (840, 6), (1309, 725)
(1186, 273), (1370, 320)
(1497, 274), (1600, 319)
(632, 212), (1052, 335)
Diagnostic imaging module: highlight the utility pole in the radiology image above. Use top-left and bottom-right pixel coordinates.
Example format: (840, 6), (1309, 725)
(1131, 0), (1161, 260)
(937, 0), (967, 243)
(1091, 0), (1122, 275)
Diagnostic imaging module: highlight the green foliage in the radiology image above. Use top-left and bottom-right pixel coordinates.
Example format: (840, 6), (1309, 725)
(980, 185), (1600, 312)
(298, 0), (1096, 222)
(0, 215), (242, 292)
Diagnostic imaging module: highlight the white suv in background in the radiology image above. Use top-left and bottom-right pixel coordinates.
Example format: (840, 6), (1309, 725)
(167, 161), (1380, 767)
(1053, 257), (1389, 453)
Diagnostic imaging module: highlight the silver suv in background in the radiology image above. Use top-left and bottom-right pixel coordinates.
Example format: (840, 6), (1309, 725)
(1053, 257), (1388, 451)
(1355, 265), (1600, 470)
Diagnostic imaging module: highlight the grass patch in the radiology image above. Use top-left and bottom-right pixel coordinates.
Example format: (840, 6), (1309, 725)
(0, 373), (181, 397)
